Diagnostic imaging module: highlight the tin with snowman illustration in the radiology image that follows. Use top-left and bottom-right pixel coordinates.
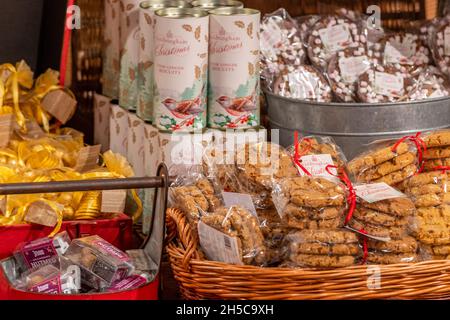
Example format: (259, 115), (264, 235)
(153, 8), (209, 132)
(208, 7), (260, 129)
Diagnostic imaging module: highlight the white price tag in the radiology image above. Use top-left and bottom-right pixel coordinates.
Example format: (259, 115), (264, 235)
(297, 154), (336, 177)
(319, 24), (352, 52)
(198, 221), (242, 265)
(374, 71), (404, 97)
(355, 182), (406, 203)
(221, 192), (257, 216)
(338, 55), (370, 83)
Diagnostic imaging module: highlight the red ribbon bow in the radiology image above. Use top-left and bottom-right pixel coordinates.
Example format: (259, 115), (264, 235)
(292, 131), (313, 176)
(391, 132), (427, 173)
(433, 166), (450, 173)
(325, 165), (356, 225)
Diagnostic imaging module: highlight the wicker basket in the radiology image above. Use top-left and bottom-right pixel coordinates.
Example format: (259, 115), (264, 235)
(166, 208), (450, 300)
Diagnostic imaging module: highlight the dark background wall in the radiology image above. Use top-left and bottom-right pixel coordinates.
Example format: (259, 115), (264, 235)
(0, 0), (67, 74)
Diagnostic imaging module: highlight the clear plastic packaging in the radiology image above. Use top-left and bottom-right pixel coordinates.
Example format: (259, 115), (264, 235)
(348, 138), (420, 186)
(198, 205), (267, 266)
(380, 32), (431, 73)
(64, 235), (134, 287)
(260, 8), (306, 85)
(257, 208), (288, 266)
(285, 229), (361, 268)
(306, 15), (366, 71)
(408, 66), (450, 101)
(105, 272), (151, 293)
(272, 64), (332, 102)
(429, 17), (450, 78)
(327, 46), (373, 102)
(13, 231), (71, 272)
(272, 176), (347, 230)
(286, 135), (347, 177)
(356, 64), (415, 103)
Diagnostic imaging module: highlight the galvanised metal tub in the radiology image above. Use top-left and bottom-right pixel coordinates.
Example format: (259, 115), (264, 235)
(265, 90), (450, 159)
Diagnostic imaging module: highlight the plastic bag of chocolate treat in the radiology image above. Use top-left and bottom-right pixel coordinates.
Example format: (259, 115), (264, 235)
(197, 205), (267, 266)
(260, 8), (306, 87)
(429, 16), (450, 78)
(271, 64), (333, 102)
(283, 229), (361, 268)
(347, 137), (423, 186)
(295, 15), (320, 44)
(306, 15), (367, 71)
(271, 176), (347, 231)
(286, 134), (348, 178)
(356, 64), (416, 103)
(327, 46), (374, 102)
(379, 31), (432, 74)
(408, 66), (450, 101)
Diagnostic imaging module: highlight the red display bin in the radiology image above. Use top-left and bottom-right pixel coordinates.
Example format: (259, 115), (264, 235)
(0, 213), (133, 260)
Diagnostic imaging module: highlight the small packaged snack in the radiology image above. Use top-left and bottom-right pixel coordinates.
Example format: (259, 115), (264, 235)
(14, 231), (71, 272)
(381, 32), (431, 73)
(126, 249), (156, 273)
(356, 64), (415, 103)
(348, 138), (421, 186)
(260, 8), (306, 84)
(272, 176), (347, 230)
(429, 17), (450, 77)
(257, 208), (289, 265)
(295, 15), (320, 44)
(198, 205), (266, 266)
(307, 15), (366, 71)
(287, 134), (348, 177)
(64, 235), (134, 286)
(408, 66), (450, 101)
(285, 229), (361, 268)
(401, 169), (450, 250)
(327, 46), (372, 102)
(24, 261), (81, 294)
(234, 142), (298, 208)
(422, 130), (450, 172)
(272, 65), (332, 102)
(106, 272), (151, 293)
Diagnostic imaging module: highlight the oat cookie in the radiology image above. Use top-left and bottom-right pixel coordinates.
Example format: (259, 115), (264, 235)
(360, 197), (416, 217)
(401, 170), (450, 188)
(292, 229), (359, 244)
(348, 218), (406, 240)
(284, 203), (344, 220)
(195, 179), (222, 211)
(172, 185), (209, 222)
(423, 130), (450, 148)
(358, 152), (416, 181)
(283, 215), (343, 230)
(424, 146), (450, 160)
(432, 245), (450, 256)
(416, 224), (450, 245)
(373, 163), (418, 186)
(353, 207), (409, 227)
(348, 142), (410, 174)
(424, 158), (450, 172)
(366, 252), (418, 264)
(367, 236), (418, 253)
(291, 242), (360, 256)
(417, 205), (450, 221)
(290, 254), (356, 268)
(414, 193), (450, 207)
(407, 183), (448, 196)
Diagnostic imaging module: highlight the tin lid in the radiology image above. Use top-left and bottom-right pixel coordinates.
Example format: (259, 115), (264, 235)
(140, 0), (192, 10)
(209, 7), (259, 16)
(191, 0), (243, 10)
(155, 7), (209, 18)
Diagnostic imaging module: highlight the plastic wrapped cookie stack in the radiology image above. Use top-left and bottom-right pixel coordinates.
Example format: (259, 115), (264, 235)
(401, 170), (450, 259)
(350, 192), (418, 264)
(422, 130), (450, 172)
(348, 140), (419, 187)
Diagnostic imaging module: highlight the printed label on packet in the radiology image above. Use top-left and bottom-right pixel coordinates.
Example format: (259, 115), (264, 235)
(339, 56), (370, 83)
(319, 24), (351, 53)
(374, 71), (404, 97)
(445, 27), (450, 56)
(221, 192), (257, 216)
(355, 182), (406, 203)
(198, 221), (242, 265)
(297, 154), (337, 179)
(384, 41), (415, 65)
(29, 276), (62, 294)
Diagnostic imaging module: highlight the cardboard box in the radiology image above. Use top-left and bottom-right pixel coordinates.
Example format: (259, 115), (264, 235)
(93, 93), (111, 152)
